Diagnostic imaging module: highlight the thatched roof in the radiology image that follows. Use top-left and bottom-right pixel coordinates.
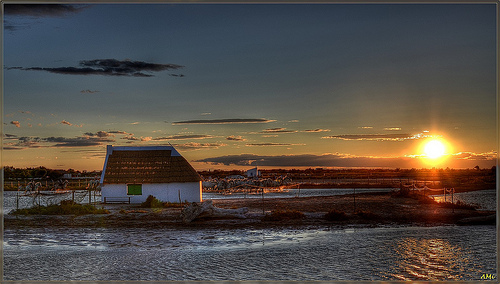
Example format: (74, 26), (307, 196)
(101, 146), (201, 184)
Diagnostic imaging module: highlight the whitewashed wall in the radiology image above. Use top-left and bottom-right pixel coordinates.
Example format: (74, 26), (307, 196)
(101, 182), (202, 203)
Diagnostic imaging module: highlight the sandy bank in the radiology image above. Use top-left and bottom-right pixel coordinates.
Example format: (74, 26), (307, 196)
(4, 192), (495, 229)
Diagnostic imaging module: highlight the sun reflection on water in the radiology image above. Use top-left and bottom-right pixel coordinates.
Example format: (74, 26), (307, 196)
(390, 238), (475, 281)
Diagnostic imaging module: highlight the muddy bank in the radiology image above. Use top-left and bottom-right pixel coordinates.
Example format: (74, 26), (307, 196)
(4, 192), (495, 229)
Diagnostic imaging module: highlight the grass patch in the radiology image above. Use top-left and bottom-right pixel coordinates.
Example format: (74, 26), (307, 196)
(140, 195), (186, 208)
(324, 209), (348, 221)
(11, 200), (109, 216)
(262, 210), (305, 221)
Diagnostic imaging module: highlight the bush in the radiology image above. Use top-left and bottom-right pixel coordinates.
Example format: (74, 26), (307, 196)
(262, 210), (305, 221)
(354, 210), (379, 220)
(324, 209), (348, 221)
(141, 195), (164, 208)
(140, 195), (186, 208)
(11, 201), (109, 216)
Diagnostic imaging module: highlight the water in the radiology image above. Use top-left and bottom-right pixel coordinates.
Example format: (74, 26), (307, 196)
(203, 187), (394, 200)
(3, 225), (496, 281)
(430, 189), (496, 211)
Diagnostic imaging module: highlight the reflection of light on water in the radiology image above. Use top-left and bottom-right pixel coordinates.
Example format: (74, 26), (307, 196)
(391, 238), (474, 280)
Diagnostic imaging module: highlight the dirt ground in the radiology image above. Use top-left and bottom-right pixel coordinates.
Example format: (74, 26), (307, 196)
(4, 192), (496, 229)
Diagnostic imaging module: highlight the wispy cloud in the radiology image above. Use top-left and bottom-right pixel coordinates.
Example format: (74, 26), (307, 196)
(384, 127), (402, 131)
(304, 128), (331, 133)
(10, 121), (21, 128)
(173, 142), (226, 151)
(322, 133), (433, 141)
(172, 118), (275, 125)
(260, 128), (297, 134)
(8, 59), (184, 77)
(452, 151), (497, 161)
(246, 142), (304, 147)
(61, 120), (82, 127)
(226, 135), (246, 141)
(153, 134), (213, 140)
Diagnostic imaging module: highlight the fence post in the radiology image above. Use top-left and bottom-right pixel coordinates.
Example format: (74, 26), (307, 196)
(451, 188), (454, 213)
(353, 188), (356, 213)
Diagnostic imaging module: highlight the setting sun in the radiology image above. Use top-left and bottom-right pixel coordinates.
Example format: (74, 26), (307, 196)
(424, 140), (446, 159)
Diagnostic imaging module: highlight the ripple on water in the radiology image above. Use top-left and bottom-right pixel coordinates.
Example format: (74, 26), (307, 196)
(3, 225), (496, 281)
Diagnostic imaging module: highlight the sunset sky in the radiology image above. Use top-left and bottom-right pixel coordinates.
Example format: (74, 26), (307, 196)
(2, 3), (497, 171)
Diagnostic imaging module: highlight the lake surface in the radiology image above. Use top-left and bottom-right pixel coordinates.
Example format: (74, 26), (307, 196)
(3, 188), (496, 281)
(3, 225), (496, 281)
(430, 189), (497, 211)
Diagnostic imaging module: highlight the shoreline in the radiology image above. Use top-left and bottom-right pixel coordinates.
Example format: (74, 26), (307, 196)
(4, 192), (495, 229)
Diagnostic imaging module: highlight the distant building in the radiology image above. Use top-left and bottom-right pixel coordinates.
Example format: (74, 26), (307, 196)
(100, 145), (202, 203)
(246, 167), (260, 178)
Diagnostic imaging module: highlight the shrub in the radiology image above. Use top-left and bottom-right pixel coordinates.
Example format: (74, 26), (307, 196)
(11, 202), (109, 216)
(324, 209), (348, 221)
(140, 195), (186, 208)
(354, 210), (379, 220)
(141, 195), (164, 208)
(262, 210), (305, 221)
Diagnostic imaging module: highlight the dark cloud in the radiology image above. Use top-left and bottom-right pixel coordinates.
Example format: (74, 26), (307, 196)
(4, 21), (22, 32)
(153, 134), (213, 140)
(3, 133), (18, 139)
(196, 153), (418, 168)
(45, 136), (114, 147)
(108, 130), (133, 135)
(260, 128), (297, 134)
(172, 118), (275, 125)
(81, 89), (100, 94)
(7, 59), (184, 77)
(4, 4), (89, 17)
(84, 131), (113, 138)
(3, 135), (115, 149)
(198, 152), (498, 168)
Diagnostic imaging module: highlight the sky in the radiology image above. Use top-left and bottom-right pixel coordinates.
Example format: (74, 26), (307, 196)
(2, 3), (497, 171)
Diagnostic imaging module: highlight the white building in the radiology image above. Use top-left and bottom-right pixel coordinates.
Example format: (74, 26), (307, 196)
(246, 167), (260, 178)
(100, 145), (202, 204)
